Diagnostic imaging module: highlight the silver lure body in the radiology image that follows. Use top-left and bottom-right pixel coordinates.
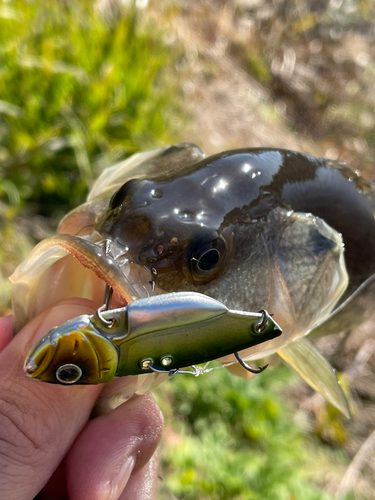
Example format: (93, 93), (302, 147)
(25, 292), (282, 384)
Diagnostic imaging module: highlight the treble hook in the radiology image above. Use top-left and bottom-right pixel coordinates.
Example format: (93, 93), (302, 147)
(232, 309), (270, 373)
(101, 242), (114, 312)
(96, 239), (115, 327)
(234, 351), (269, 374)
(140, 358), (200, 377)
(148, 267), (157, 292)
(102, 284), (113, 311)
(95, 284), (114, 327)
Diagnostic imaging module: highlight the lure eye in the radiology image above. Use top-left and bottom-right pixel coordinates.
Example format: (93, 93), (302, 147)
(189, 235), (227, 282)
(56, 364), (82, 384)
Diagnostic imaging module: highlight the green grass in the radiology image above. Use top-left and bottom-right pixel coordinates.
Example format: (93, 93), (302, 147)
(155, 365), (351, 500)
(0, 0), (179, 308)
(0, 0), (177, 218)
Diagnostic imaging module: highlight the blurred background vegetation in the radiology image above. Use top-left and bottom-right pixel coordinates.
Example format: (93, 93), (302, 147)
(1, 0), (375, 498)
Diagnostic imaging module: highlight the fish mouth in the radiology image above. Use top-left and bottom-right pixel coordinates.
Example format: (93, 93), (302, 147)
(10, 232), (159, 333)
(11, 210), (348, 360)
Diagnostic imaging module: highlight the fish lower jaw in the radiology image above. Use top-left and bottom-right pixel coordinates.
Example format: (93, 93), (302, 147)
(10, 232), (161, 332)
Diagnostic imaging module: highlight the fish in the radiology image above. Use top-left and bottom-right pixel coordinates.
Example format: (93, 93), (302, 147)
(11, 143), (375, 416)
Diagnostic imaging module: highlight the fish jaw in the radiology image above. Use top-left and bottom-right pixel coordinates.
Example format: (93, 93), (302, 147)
(10, 233), (159, 334)
(10, 231), (163, 408)
(11, 209), (348, 365)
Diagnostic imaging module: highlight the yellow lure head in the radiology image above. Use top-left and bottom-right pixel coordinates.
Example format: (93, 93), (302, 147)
(24, 316), (118, 384)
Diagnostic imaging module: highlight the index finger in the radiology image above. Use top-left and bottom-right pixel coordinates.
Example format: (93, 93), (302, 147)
(0, 300), (102, 500)
(0, 315), (13, 353)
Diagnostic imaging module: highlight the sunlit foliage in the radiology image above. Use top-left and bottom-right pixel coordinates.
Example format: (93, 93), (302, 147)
(156, 365), (351, 500)
(0, 0), (178, 307)
(0, 0), (176, 217)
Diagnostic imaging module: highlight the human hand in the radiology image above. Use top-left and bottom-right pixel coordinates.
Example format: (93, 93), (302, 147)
(0, 301), (163, 500)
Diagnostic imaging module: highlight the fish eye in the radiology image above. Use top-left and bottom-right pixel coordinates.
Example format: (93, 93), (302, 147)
(189, 235), (227, 282)
(109, 179), (139, 210)
(56, 364), (82, 384)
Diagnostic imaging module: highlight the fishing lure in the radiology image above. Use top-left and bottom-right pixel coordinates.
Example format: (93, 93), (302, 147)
(24, 291), (282, 384)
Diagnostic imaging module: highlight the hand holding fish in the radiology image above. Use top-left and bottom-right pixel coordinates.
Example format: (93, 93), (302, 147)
(0, 302), (163, 500)
(7, 142), (375, 497)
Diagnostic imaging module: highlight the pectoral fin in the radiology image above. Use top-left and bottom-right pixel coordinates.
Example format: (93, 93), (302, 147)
(278, 338), (350, 418)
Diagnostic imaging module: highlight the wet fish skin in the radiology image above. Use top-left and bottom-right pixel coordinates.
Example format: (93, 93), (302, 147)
(96, 148), (375, 301)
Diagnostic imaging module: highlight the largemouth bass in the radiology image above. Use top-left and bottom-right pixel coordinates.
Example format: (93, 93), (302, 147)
(12, 144), (375, 416)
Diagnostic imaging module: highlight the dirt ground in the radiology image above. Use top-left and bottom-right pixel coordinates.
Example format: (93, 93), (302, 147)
(147, 1), (375, 497)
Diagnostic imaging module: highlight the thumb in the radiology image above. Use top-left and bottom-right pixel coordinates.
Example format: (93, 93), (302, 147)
(0, 300), (102, 500)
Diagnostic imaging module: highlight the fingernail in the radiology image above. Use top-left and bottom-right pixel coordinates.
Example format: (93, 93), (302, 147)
(107, 456), (136, 500)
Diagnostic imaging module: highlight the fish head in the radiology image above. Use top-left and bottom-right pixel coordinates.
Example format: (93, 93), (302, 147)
(10, 143), (207, 333)
(95, 175), (235, 291)
(11, 144), (353, 412)
(24, 316), (119, 384)
(12, 146), (348, 354)
(93, 150), (348, 358)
